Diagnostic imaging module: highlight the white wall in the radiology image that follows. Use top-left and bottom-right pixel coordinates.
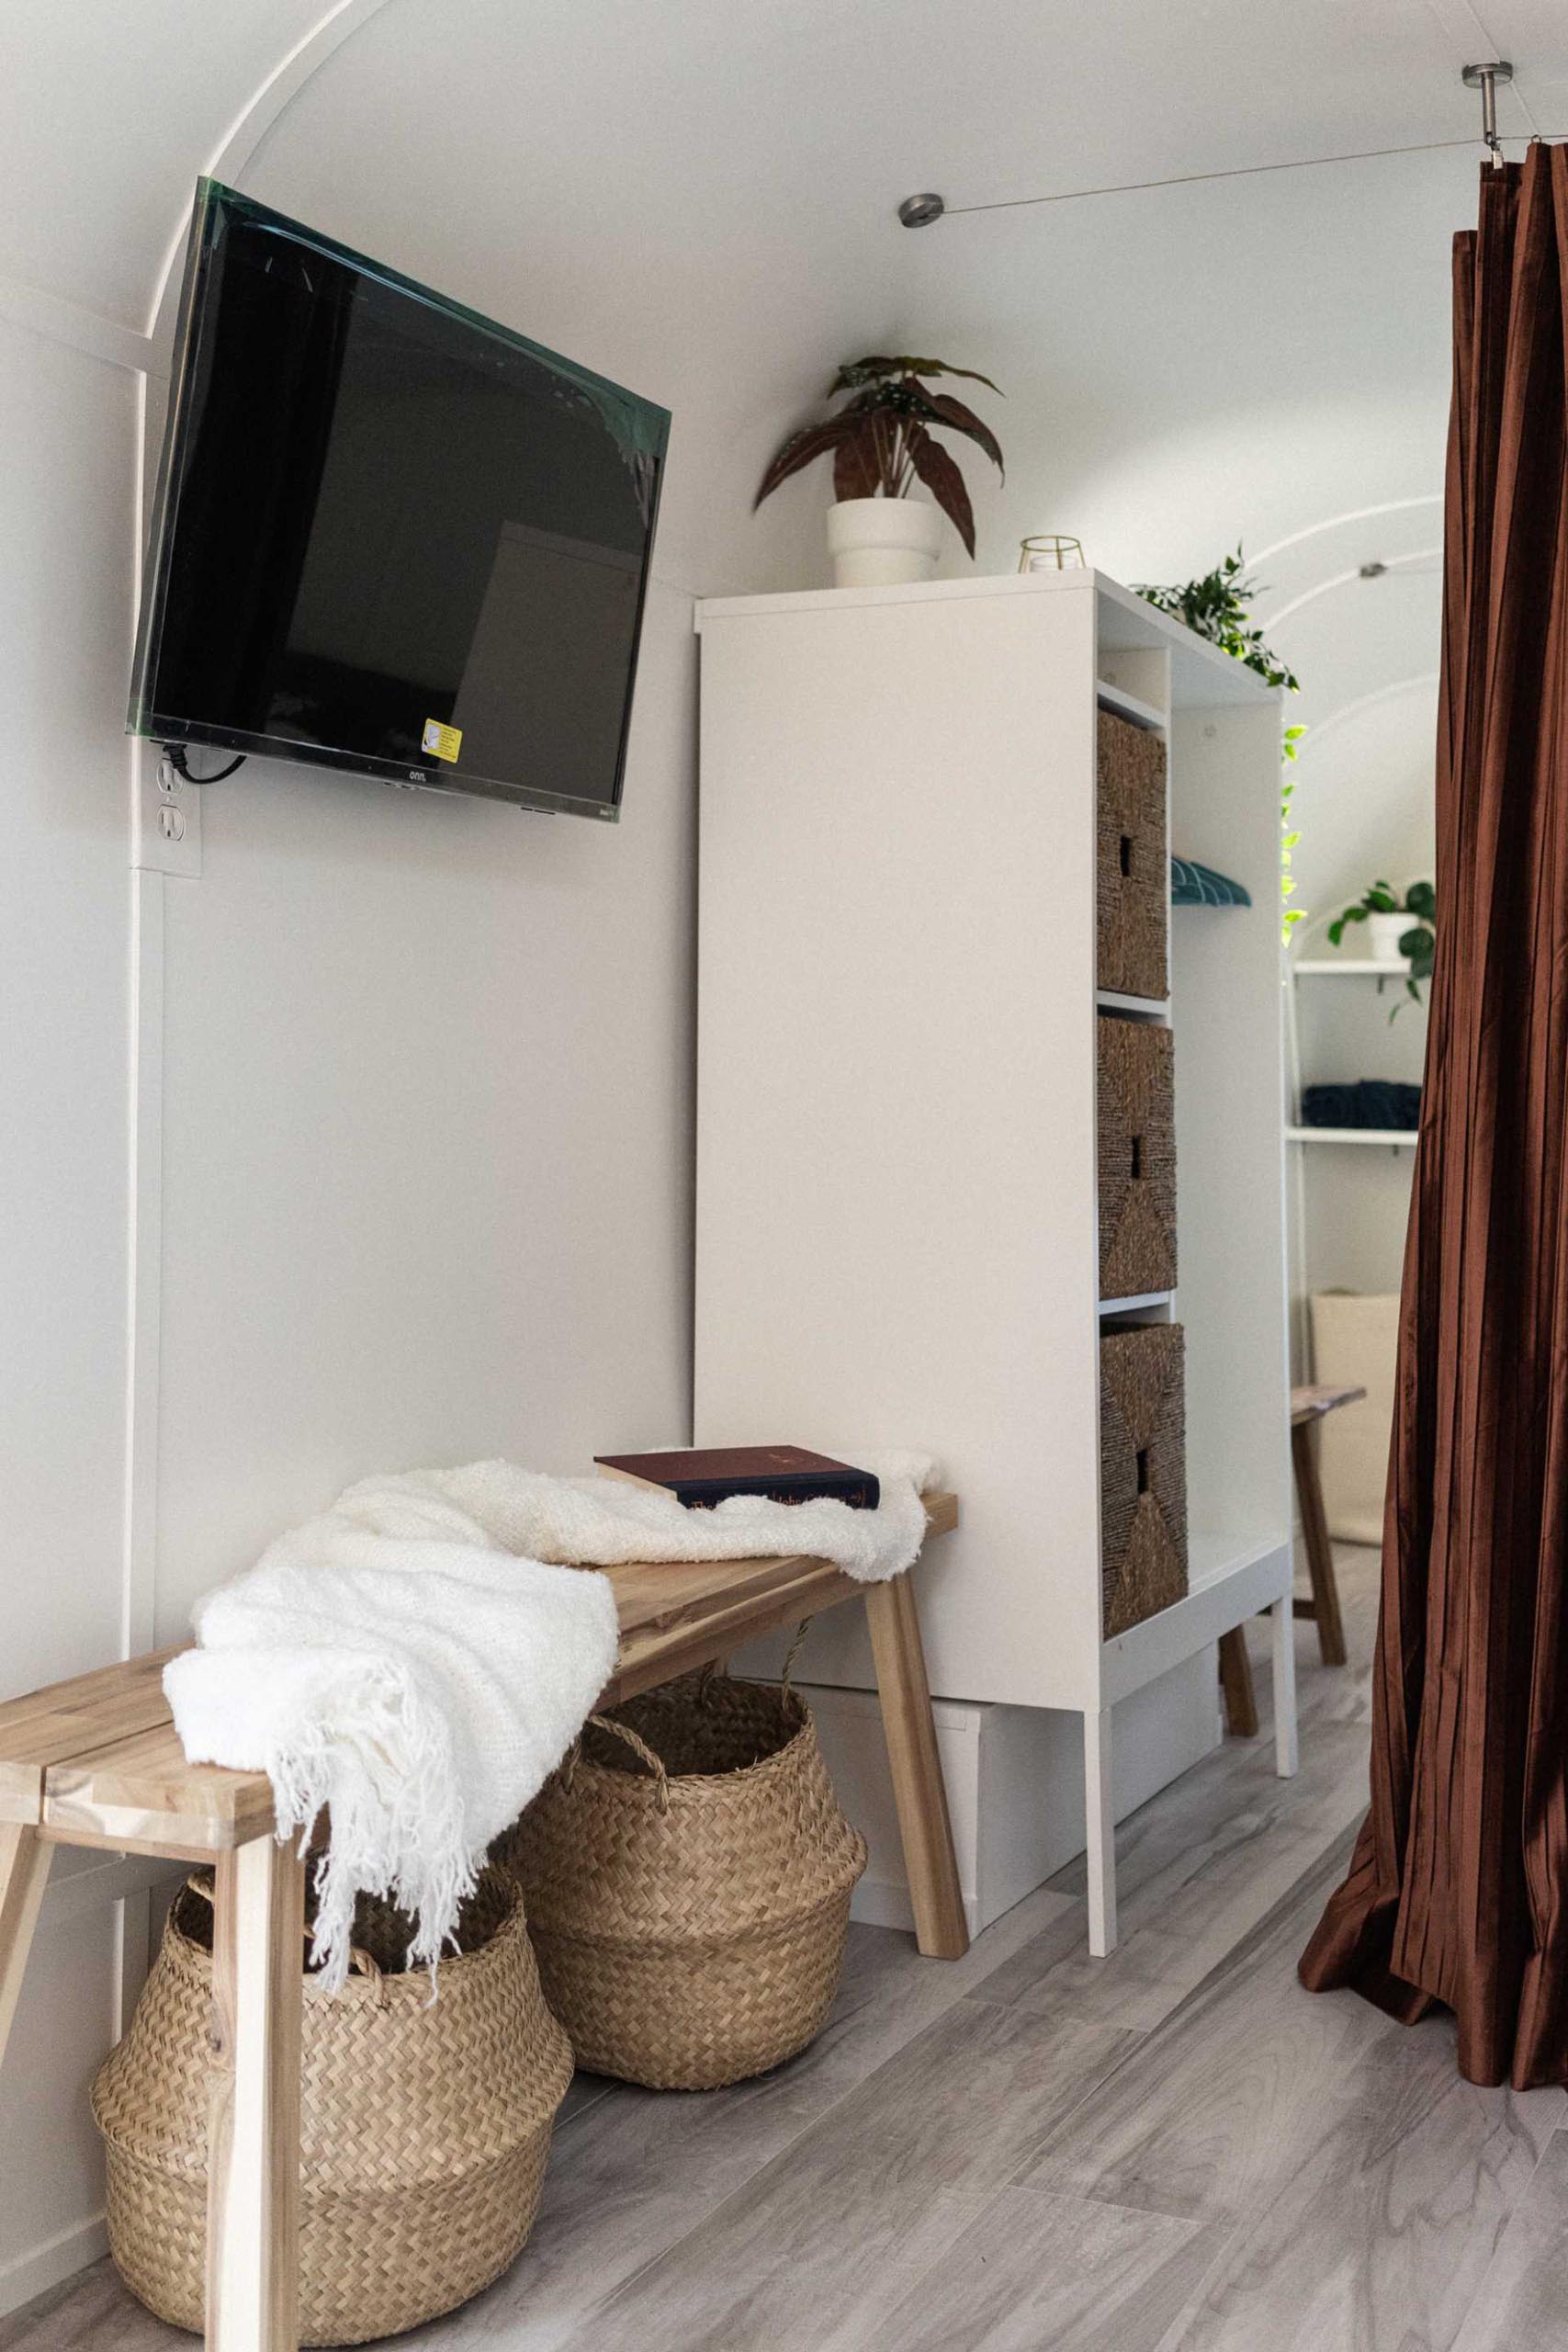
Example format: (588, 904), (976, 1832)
(1265, 528), (1438, 1345)
(888, 146), (1457, 1379)
(0, 312), (142, 2312)
(891, 144), (1465, 589)
(0, 2), (893, 2307)
(0, 319), (133, 1690)
(149, 579), (699, 1634)
(0, 1), (1474, 2310)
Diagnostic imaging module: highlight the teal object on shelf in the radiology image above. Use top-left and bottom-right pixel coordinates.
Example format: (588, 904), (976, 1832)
(1170, 856), (1251, 908)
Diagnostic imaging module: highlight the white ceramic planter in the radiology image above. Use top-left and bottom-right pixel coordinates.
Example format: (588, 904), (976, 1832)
(1365, 911), (1410, 965)
(827, 497), (944, 589)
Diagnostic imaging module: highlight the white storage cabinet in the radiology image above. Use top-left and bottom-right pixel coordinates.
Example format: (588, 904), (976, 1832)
(694, 567), (1295, 1951)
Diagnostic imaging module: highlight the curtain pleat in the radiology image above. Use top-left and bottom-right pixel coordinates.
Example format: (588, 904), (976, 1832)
(1300, 148), (1568, 2091)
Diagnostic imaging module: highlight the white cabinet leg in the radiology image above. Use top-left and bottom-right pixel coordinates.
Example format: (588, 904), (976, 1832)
(1084, 1708), (1117, 1956)
(1272, 1597), (1299, 1779)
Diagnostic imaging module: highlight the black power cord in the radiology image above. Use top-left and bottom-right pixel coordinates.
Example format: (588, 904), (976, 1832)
(162, 741), (247, 784)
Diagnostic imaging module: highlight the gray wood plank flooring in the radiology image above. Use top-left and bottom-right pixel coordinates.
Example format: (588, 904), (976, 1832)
(10, 1546), (1568, 2351)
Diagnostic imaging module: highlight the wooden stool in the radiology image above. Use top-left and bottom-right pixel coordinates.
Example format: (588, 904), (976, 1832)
(1219, 1385), (1364, 1733)
(0, 1499), (964, 2350)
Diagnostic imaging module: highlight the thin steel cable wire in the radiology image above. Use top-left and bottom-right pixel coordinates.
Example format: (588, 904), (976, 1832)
(943, 134), (1565, 219)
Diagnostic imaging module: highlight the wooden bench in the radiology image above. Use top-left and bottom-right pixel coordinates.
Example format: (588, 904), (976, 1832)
(1219, 1386), (1365, 1735)
(0, 1496), (963, 2351)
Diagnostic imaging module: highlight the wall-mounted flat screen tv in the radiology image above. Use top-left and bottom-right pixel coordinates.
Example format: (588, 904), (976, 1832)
(130, 180), (670, 820)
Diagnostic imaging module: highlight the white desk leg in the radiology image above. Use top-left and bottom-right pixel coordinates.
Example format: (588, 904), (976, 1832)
(207, 1835), (306, 2352)
(1272, 1597), (1299, 1779)
(1084, 1708), (1117, 1956)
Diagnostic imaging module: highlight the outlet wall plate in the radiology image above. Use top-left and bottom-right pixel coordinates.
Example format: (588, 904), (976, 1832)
(132, 742), (202, 877)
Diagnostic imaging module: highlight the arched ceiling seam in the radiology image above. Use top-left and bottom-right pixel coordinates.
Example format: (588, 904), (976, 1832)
(0, 0), (402, 374)
(1293, 671), (1441, 754)
(144, 0), (402, 344)
(1269, 548), (1443, 632)
(1251, 494), (1442, 572)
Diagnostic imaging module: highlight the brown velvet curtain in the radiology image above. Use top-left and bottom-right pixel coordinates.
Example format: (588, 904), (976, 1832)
(1300, 147), (1568, 2090)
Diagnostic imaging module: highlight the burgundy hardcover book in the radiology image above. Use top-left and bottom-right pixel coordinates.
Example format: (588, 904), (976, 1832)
(594, 1445), (880, 1512)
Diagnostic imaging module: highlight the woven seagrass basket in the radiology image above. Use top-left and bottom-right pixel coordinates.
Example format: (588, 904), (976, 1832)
(1097, 708), (1168, 1000)
(1097, 1012), (1177, 1298)
(1100, 1321), (1189, 1637)
(91, 1865), (572, 2346)
(500, 1671), (866, 2091)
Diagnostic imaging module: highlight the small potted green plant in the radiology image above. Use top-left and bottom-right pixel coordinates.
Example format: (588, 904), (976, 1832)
(756, 356), (1004, 588)
(1135, 547), (1299, 693)
(1135, 547), (1303, 939)
(1326, 879), (1436, 1011)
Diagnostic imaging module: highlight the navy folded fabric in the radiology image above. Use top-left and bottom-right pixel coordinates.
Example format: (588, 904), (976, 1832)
(1300, 1080), (1421, 1131)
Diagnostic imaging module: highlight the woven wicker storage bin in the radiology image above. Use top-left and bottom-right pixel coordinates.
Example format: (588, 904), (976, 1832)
(1097, 709), (1168, 1000)
(91, 1866), (571, 2346)
(501, 1673), (866, 2091)
(1097, 1013), (1177, 1298)
(1100, 1322), (1188, 1637)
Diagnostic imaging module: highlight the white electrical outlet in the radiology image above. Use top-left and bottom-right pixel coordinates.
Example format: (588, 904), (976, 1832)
(133, 744), (202, 877)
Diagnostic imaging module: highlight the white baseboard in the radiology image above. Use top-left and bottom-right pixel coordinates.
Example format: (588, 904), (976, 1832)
(846, 1871), (983, 1939)
(0, 1856), (184, 2322)
(0, 2214), (107, 2320)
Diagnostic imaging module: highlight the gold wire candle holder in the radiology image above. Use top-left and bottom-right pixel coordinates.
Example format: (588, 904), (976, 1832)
(1018, 535), (1086, 572)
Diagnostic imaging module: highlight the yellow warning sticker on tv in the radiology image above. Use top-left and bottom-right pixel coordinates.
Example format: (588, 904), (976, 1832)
(421, 719), (462, 763)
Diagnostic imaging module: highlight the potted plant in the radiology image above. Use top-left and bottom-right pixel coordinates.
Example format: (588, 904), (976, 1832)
(1135, 547), (1303, 940)
(1326, 879), (1436, 1011)
(1135, 547), (1299, 693)
(756, 356), (1004, 588)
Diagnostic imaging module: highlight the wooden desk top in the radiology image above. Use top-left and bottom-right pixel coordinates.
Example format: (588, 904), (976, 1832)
(0, 1494), (958, 1859)
(1290, 1383), (1367, 1427)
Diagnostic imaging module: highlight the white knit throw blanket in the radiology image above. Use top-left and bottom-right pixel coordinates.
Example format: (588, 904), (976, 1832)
(164, 1453), (932, 1986)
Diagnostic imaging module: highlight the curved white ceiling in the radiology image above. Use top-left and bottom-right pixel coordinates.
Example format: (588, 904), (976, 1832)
(0, 0), (333, 326)
(8, 0), (1568, 347)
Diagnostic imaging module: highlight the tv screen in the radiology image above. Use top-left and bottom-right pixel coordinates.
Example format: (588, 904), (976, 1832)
(130, 181), (670, 820)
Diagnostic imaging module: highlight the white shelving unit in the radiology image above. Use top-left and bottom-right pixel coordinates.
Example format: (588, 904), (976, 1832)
(694, 567), (1294, 1954)
(1286, 1126), (1417, 1148)
(1284, 950), (1425, 1337)
(1284, 956), (1426, 1136)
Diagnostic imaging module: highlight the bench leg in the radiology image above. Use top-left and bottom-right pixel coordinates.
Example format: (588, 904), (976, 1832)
(1084, 1709), (1117, 1956)
(207, 1835), (306, 2352)
(864, 1576), (968, 1959)
(1217, 1628), (1259, 1738)
(1292, 1420), (1348, 1667)
(0, 1824), (51, 2068)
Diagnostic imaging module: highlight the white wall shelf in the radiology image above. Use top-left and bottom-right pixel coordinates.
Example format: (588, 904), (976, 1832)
(1101, 1529), (1293, 1705)
(1096, 679), (1166, 733)
(1096, 986), (1171, 1018)
(694, 566), (1293, 1960)
(1287, 1125), (1417, 1148)
(1292, 958), (1410, 978)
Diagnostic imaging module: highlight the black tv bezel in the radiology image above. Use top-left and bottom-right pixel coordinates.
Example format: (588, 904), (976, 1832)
(130, 180), (671, 822)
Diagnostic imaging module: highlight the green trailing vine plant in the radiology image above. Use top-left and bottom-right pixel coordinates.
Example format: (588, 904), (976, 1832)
(1281, 724), (1304, 934)
(1134, 547), (1304, 938)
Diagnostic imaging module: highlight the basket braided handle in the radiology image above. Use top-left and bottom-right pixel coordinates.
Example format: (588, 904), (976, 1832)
(585, 1713), (671, 1813)
(780, 1617), (814, 1713)
(183, 1872), (384, 1990)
